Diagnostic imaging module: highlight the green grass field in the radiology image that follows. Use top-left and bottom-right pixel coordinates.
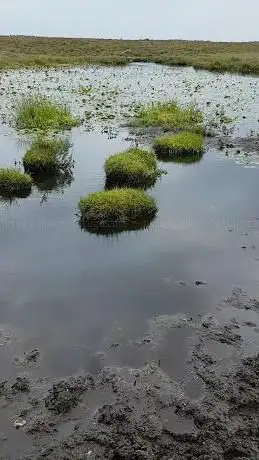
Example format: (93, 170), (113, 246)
(0, 36), (259, 74)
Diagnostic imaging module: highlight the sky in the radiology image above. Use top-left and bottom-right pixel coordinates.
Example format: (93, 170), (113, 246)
(0, 0), (258, 42)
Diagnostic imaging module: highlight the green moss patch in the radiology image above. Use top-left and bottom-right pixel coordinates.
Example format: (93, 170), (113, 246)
(133, 101), (203, 131)
(105, 148), (160, 189)
(15, 96), (80, 131)
(0, 168), (32, 198)
(154, 132), (204, 159)
(23, 137), (72, 175)
(79, 188), (157, 232)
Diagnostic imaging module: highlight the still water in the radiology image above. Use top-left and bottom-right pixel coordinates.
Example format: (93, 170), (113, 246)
(0, 64), (259, 379)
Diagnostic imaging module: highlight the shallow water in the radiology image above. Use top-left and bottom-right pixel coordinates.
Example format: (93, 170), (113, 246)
(0, 63), (259, 382)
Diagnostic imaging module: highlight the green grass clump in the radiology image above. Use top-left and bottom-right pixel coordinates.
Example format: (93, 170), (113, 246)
(154, 132), (204, 159)
(105, 148), (160, 189)
(79, 188), (157, 230)
(133, 101), (203, 131)
(23, 137), (72, 175)
(15, 96), (80, 131)
(0, 168), (32, 198)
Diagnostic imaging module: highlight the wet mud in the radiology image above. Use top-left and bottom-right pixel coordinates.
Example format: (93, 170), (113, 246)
(0, 289), (258, 459)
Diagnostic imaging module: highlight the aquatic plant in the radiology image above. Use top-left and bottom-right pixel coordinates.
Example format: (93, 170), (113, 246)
(75, 86), (92, 95)
(105, 148), (160, 189)
(15, 96), (80, 131)
(0, 168), (32, 198)
(132, 101), (203, 131)
(154, 132), (204, 158)
(78, 188), (157, 230)
(23, 137), (72, 175)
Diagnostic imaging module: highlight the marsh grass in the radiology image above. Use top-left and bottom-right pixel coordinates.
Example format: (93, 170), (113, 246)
(1, 36), (259, 75)
(105, 148), (161, 189)
(23, 137), (72, 175)
(154, 132), (204, 159)
(133, 101), (203, 131)
(79, 188), (157, 231)
(0, 168), (32, 198)
(15, 96), (80, 131)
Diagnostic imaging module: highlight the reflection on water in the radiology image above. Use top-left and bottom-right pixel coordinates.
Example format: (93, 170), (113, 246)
(0, 188), (31, 201)
(34, 170), (74, 192)
(156, 151), (204, 164)
(105, 175), (158, 190)
(79, 216), (156, 237)
(0, 64), (259, 380)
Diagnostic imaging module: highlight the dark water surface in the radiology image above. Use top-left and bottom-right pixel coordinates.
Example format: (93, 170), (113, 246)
(0, 64), (259, 383)
(1, 127), (259, 380)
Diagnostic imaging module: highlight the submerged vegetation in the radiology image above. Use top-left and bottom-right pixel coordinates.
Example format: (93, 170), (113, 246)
(15, 96), (80, 131)
(133, 101), (203, 131)
(79, 188), (157, 231)
(154, 132), (204, 158)
(0, 168), (32, 198)
(23, 137), (72, 175)
(0, 36), (259, 75)
(105, 148), (161, 189)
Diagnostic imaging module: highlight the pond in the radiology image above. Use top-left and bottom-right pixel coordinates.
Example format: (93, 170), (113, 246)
(0, 62), (259, 383)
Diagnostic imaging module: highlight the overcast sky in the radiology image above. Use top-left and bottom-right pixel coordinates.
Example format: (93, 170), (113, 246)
(1, 0), (258, 42)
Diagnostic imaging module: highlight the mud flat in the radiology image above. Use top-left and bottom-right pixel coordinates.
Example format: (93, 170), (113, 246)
(0, 289), (257, 459)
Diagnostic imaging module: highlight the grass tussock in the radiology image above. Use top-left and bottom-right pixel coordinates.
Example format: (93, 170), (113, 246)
(0, 168), (32, 198)
(79, 188), (157, 229)
(105, 148), (160, 189)
(154, 132), (204, 158)
(133, 101), (203, 131)
(1, 36), (259, 75)
(15, 96), (80, 131)
(23, 137), (72, 175)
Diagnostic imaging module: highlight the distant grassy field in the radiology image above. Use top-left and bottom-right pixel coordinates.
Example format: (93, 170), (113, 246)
(0, 36), (259, 74)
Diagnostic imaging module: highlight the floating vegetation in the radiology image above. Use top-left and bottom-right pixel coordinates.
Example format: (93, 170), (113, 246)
(79, 188), (157, 232)
(154, 132), (204, 159)
(0, 168), (32, 198)
(105, 148), (161, 189)
(75, 86), (92, 95)
(23, 137), (72, 175)
(132, 101), (203, 131)
(15, 96), (80, 131)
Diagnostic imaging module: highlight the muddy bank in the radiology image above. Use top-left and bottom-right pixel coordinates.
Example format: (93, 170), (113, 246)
(0, 289), (258, 459)
(131, 125), (259, 153)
